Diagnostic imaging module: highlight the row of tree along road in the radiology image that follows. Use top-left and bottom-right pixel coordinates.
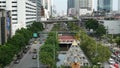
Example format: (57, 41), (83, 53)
(39, 25), (60, 68)
(0, 22), (44, 68)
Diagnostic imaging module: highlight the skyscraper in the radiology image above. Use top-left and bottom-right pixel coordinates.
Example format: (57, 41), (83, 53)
(75, 0), (93, 16)
(97, 0), (112, 12)
(119, 0), (120, 12)
(79, 0), (92, 9)
(67, 0), (75, 14)
(41, 0), (52, 18)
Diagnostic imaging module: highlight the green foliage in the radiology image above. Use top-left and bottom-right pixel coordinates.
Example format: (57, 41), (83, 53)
(16, 28), (32, 45)
(67, 22), (111, 65)
(96, 24), (106, 37)
(51, 23), (61, 31)
(0, 22), (44, 67)
(85, 19), (99, 31)
(27, 21), (44, 33)
(67, 22), (80, 31)
(115, 36), (120, 47)
(85, 19), (106, 38)
(78, 30), (111, 64)
(39, 52), (54, 65)
(39, 31), (59, 67)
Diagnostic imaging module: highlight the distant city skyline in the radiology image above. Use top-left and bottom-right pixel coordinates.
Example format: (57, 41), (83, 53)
(53, 0), (118, 13)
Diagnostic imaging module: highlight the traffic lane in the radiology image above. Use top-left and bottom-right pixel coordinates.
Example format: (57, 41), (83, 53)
(12, 49), (37, 68)
(12, 41), (42, 68)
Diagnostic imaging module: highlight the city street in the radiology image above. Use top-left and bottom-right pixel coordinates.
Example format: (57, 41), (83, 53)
(11, 43), (43, 68)
(10, 24), (53, 68)
(0, 0), (120, 68)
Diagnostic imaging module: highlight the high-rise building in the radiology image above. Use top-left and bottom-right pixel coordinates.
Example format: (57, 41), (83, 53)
(97, 0), (112, 12)
(0, 0), (37, 35)
(79, 0), (92, 9)
(75, 0), (93, 16)
(29, 0), (41, 22)
(119, 0), (120, 12)
(41, 0), (52, 18)
(67, 0), (75, 14)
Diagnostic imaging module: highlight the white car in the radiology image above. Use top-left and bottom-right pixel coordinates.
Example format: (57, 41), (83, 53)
(108, 58), (115, 64)
(109, 65), (115, 68)
(111, 54), (116, 58)
(117, 54), (120, 58)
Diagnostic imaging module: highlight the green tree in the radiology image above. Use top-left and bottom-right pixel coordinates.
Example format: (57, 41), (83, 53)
(115, 37), (120, 47)
(67, 22), (111, 65)
(16, 28), (32, 45)
(95, 24), (106, 38)
(0, 45), (16, 67)
(85, 19), (99, 31)
(7, 33), (26, 48)
(39, 52), (54, 67)
(28, 22), (44, 33)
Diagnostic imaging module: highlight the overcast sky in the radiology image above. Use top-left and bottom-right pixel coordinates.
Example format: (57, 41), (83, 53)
(53, 0), (118, 13)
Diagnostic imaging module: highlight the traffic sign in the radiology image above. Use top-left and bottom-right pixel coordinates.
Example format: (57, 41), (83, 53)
(33, 33), (38, 38)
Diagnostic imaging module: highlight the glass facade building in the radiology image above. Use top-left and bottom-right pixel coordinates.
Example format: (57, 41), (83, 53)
(119, 0), (120, 12)
(97, 0), (112, 12)
(67, 0), (75, 14)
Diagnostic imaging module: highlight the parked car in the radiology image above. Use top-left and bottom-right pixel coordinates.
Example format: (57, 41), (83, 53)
(33, 49), (37, 54)
(34, 41), (37, 44)
(23, 46), (30, 53)
(117, 54), (120, 58)
(32, 54), (37, 59)
(111, 54), (116, 59)
(14, 59), (20, 64)
(109, 65), (115, 68)
(17, 52), (23, 59)
(108, 58), (116, 64)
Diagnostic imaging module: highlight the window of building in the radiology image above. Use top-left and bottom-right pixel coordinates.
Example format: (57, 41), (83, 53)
(12, 18), (17, 20)
(12, 6), (17, 7)
(0, 1), (6, 3)
(12, 1), (17, 3)
(12, 14), (17, 16)
(12, 10), (17, 12)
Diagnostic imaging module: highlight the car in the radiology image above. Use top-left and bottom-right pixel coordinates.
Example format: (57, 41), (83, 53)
(111, 54), (116, 59)
(108, 58), (116, 64)
(33, 49), (37, 54)
(39, 42), (42, 44)
(117, 54), (120, 58)
(34, 41), (37, 44)
(109, 65), (115, 68)
(17, 52), (23, 59)
(14, 59), (20, 64)
(32, 54), (37, 59)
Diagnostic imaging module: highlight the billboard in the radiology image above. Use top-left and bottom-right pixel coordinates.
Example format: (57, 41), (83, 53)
(6, 11), (11, 39)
